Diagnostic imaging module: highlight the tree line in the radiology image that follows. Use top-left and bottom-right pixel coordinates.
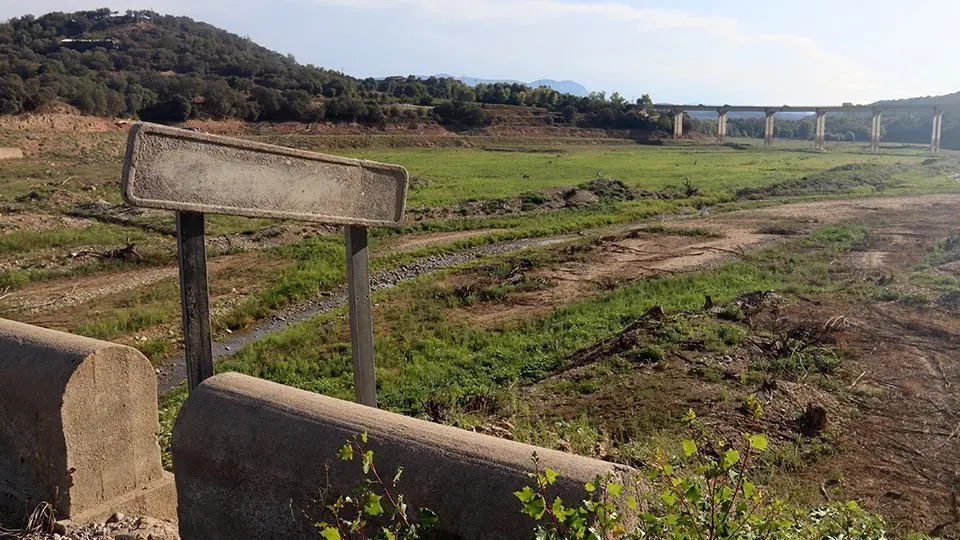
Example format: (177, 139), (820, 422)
(0, 9), (659, 131)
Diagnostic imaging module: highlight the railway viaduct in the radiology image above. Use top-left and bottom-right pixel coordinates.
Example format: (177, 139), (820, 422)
(655, 103), (955, 153)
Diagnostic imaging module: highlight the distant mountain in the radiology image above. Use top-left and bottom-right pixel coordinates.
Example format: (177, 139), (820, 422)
(529, 80), (589, 97)
(434, 74), (589, 97)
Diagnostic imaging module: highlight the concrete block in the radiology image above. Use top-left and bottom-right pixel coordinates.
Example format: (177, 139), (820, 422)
(0, 319), (176, 525)
(173, 373), (633, 540)
(121, 123), (408, 226)
(0, 148), (23, 160)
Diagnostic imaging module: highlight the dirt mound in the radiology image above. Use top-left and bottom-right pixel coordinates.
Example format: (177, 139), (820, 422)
(579, 178), (638, 201)
(736, 163), (907, 199)
(408, 181), (638, 221)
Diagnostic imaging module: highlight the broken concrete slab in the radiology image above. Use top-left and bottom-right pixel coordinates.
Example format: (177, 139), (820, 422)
(0, 319), (176, 526)
(121, 123), (408, 226)
(173, 373), (634, 539)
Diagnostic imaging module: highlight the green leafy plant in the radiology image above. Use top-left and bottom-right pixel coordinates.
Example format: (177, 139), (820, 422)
(514, 454), (636, 539)
(634, 409), (785, 539)
(316, 433), (437, 540)
(517, 410), (915, 539)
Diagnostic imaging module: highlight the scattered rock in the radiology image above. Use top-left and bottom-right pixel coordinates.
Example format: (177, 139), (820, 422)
(563, 188), (599, 206)
(799, 402), (828, 435)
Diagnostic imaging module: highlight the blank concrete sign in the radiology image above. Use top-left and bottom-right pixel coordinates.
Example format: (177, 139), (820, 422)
(122, 123), (408, 405)
(122, 123), (407, 225)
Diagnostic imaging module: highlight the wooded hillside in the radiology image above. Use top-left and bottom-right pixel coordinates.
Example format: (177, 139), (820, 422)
(0, 9), (658, 130)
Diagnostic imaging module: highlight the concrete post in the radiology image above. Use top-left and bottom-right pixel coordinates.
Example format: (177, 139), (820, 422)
(673, 110), (684, 139)
(716, 111), (727, 144)
(870, 110), (883, 152)
(931, 108), (943, 153)
(815, 110), (827, 151)
(764, 111), (775, 148)
(0, 319), (176, 525)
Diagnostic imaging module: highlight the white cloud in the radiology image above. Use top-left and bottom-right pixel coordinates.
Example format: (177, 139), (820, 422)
(303, 0), (879, 104)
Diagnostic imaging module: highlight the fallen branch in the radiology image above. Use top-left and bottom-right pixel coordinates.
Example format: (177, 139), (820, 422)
(847, 370), (866, 390)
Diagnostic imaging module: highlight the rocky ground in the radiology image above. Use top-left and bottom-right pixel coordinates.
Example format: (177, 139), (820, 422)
(8, 513), (177, 540)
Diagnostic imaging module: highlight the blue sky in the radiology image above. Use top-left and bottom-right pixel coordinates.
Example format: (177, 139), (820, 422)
(3, 0), (958, 104)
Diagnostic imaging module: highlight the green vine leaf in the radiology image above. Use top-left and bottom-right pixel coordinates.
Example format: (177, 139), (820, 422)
(319, 527), (341, 540)
(364, 492), (384, 516)
(748, 434), (768, 452)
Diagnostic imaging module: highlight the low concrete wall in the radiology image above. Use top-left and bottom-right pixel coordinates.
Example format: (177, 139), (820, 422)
(0, 319), (175, 525)
(173, 373), (633, 539)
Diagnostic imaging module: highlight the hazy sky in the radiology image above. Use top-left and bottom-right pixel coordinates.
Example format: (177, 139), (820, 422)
(3, 0), (958, 104)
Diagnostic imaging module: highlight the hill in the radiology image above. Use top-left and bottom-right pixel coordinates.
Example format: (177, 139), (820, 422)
(0, 8), (655, 132)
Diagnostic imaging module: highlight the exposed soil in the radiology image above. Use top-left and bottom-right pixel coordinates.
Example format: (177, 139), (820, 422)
(505, 198), (960, 537)
(448, 195), (960, 328)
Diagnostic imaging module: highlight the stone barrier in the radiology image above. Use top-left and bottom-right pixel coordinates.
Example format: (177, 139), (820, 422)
(173, 373), (634, 539)
(0, 319), (176, 526)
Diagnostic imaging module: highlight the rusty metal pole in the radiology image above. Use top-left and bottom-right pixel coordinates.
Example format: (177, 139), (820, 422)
(345, 225), (377, 407)
(176, 211), (214, 391)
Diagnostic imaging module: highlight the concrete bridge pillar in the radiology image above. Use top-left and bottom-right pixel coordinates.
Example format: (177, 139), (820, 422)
(673, 110), (684, 139)
(931, 108), (943, 153)
(716, 111), (728, 144)
(814, 110), (827, 151)
(763, 111), (775, 148)
(870, 109), (883, 152)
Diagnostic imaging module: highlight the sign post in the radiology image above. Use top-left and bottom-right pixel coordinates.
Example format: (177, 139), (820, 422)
(122, 123), (408, 403)
(175, 211), (214, 391)
(345, 226), (376, 406)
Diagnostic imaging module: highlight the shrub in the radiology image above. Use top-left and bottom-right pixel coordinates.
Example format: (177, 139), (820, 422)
(316, 433), (437, 539)
(323, 414), (928, 539)
(517, 410), (909, 539)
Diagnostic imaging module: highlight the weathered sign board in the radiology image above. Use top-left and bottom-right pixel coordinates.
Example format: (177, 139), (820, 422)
(122, 122), (409, 406)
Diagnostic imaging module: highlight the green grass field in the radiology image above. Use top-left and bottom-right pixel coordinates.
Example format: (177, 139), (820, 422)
(345, 142), (956, 207)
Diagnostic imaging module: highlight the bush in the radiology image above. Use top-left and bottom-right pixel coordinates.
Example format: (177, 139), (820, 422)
(432, 100), (492, 129)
